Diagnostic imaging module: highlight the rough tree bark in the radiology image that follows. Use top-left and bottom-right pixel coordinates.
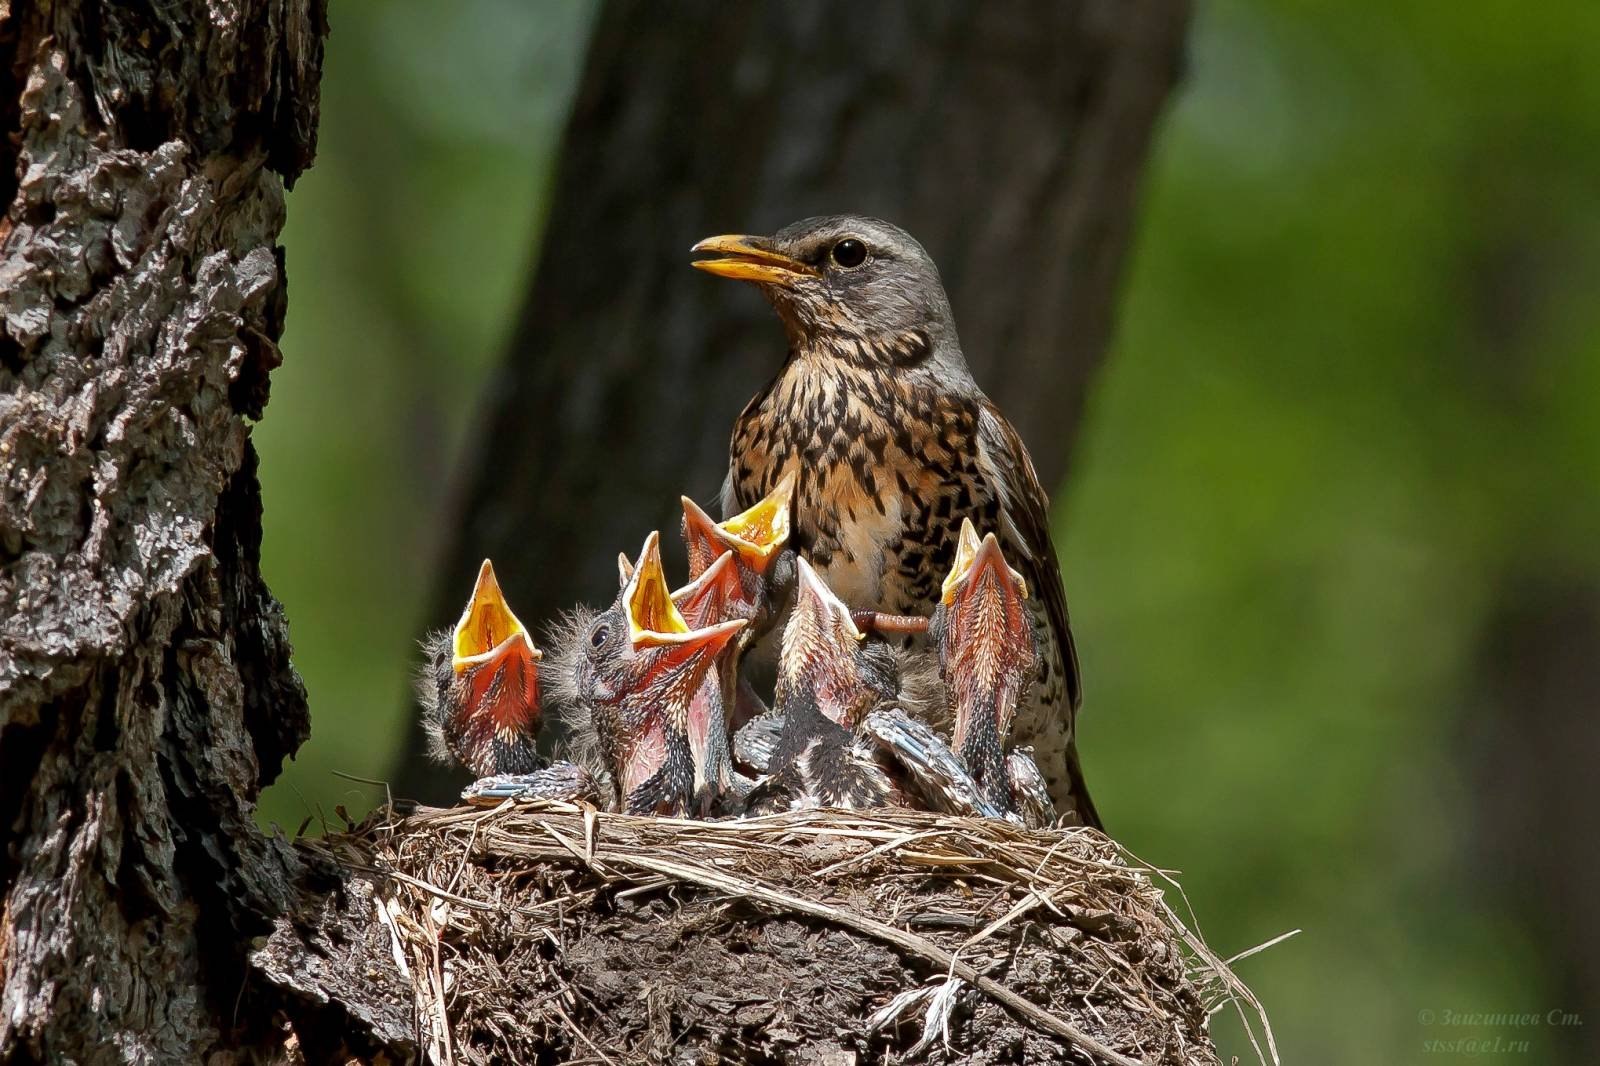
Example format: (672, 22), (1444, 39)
(0, 1), (1196, 1059)
(0, 1), (328, 1060)
(398, 0), (1191, 801)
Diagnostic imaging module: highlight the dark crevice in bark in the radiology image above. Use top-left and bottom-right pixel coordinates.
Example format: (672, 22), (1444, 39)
(0, 18), (20, 213)
(0, 334), (23, 376)
(0, 717), (51, 889)
(220, 441), (310, 782)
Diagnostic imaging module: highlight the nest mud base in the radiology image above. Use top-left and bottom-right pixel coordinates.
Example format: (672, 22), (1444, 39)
(268, 803), (1275, 1065)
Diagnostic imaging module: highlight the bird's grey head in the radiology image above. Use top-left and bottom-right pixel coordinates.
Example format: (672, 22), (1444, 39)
(693, 215), (967, 375)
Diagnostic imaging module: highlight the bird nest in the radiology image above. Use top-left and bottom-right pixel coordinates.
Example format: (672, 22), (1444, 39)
(297, 800), (1278, 1066)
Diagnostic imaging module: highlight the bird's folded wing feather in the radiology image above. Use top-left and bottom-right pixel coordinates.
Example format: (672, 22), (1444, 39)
(460, 761), (605, 806)
(976, 400), (1082, 711)
(733, 709), (786, 775)
(863, 707), (1002, 820)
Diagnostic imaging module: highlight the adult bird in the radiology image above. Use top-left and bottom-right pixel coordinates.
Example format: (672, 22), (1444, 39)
(692, 215), (1100, 828)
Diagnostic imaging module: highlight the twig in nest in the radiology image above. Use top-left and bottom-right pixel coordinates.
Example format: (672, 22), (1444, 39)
(319, 803), (1281, 1066)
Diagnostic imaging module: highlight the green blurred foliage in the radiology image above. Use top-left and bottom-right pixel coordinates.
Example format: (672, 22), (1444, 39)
(256, 2), (1599, 1062)
(1068, 2), (1599, 1062)
(255, 0), (595, 826)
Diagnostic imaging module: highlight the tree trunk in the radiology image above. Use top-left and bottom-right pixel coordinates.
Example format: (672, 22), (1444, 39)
(1465, 577), (1600, 1065)
(0, 1), (327, 1059)
(0, 3), (1201, 1059)
(398, 0), (1190, 801)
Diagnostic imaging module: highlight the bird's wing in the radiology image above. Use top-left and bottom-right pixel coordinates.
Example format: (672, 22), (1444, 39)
(863, 706), (1003, 819)
(975, 400), (1082, 712)
(732, 709), (786, 775)
(460, 761), (605, 807)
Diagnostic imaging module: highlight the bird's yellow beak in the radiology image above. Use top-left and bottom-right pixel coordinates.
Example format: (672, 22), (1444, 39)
(691, 234), (819, 285)
(680, 471), (795, 577)
(623, 532), (748, 651)
(940, 519), (1029, 606)
(672, 551), (741, 628)
(452, 559), (542, 674)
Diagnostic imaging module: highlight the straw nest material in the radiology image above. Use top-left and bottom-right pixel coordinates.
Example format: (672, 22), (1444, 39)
(301, 800), (1278, 1066)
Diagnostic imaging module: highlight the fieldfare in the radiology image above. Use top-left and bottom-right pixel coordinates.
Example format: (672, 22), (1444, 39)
(418, 560), (601, 805)
(693, 215), (1099, 828)
(676, 475), (798, 809)
(418, 559), (543, 778)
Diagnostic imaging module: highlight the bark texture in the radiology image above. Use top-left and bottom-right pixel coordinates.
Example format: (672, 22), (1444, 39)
(0, 2), (1199, 1059)
(401, 0), (1191, 800)
(0, 1), (327, 1060)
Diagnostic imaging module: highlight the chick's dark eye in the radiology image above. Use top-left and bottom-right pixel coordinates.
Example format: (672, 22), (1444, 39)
(589, 625), (609, 649)
(831, 238), (867, 268)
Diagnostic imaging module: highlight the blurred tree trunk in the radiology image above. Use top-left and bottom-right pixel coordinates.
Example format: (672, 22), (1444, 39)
(0, 1), (333, 1059)
(1467, 577), (1600, 1064)
(398, 0), (1191, 800)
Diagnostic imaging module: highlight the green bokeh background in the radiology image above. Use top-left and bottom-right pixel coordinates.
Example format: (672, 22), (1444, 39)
(255, 3), (1600, 1062)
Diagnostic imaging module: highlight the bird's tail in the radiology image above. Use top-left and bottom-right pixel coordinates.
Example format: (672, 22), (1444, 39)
(1065, 741), (1104, 832)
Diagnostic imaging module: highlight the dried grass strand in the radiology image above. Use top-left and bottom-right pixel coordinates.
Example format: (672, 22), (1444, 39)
(322, 801), (1279, 1066)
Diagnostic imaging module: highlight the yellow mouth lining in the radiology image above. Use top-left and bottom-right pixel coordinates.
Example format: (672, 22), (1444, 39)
(941, 519), (1029, 605)
(625, 533), (693, 645)
(940, 521), (983, 606)
(453, 559), (539, 671)
(681, 471), (794, 567)
(720, 471), (794, 557)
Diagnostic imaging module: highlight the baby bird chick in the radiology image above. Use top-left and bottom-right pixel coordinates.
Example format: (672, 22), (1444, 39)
(553, 532), (746, 815)
(418, 559), (543, 777)
(667, 551), (749, 814)
(931, 519), (1061, 828)
(751, 558), (995, 817)
(419, 560), (599, 805)
(680, 469), (797, 641)
(676, 474), (798, 811)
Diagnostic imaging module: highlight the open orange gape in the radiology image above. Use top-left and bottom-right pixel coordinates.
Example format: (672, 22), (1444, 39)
(418, 477), (1054, 827)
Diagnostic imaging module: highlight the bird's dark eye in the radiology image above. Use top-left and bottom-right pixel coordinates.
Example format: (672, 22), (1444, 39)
(589, 624), (609, 650)
(831, 238), (867, 268)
